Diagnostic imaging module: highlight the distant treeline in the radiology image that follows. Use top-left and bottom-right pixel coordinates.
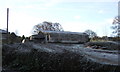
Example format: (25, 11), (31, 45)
(91, 36), (120, 42)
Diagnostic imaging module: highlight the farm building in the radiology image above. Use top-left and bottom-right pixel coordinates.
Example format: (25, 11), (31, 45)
(31, 31), (89, 44)
(0, 29), (7, 40)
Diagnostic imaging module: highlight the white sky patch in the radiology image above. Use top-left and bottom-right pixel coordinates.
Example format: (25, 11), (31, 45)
(74, 16), (81, 19)
(61, 21), (97, 32)
(44, 0), (62, 7)
(1, 0), (118, 8)
(0, 0), (119, 8)
(0, 8), (64, 36)
(19, 5), (35, 9)
(98, 10), (105, 14)
(105, 18), (114, 24)
(52, 0), (119, 2)
(2, 0), (119, 2)
(0, 9), (40, 36)
(0, 0), (117, 37)
(9, 12), (34, 36)
(0, 8), (7, 29)
(102, 18), (114, 36)
(61, 21), (112, 37)
(18, 5), (49, 10)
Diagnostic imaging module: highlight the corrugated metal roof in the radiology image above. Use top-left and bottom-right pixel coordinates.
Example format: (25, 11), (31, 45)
(40, 30), (87, 35)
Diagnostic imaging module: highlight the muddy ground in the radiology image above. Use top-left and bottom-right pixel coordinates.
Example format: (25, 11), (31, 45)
(2, 42), (120, 72)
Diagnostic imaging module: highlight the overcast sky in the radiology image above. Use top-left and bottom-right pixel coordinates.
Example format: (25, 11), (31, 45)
(0, 0), (119, 37)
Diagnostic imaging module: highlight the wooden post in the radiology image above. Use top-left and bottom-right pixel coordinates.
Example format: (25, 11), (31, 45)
(45, 34), (47, 43)
(7, 8), (9, 43)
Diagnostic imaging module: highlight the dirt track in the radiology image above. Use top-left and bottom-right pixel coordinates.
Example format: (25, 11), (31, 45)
(31, 42), (119, 65)
(2, 42), (119, 71)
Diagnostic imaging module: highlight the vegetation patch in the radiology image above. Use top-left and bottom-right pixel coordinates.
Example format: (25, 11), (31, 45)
(85, 41), (119, 50)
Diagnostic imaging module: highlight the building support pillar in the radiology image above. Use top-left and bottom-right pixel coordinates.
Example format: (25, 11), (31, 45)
(45, 34), (48, 43)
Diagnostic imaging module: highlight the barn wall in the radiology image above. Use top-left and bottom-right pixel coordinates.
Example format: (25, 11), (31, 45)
(31, 31), (89, 43)
(47, 33), (89, 43)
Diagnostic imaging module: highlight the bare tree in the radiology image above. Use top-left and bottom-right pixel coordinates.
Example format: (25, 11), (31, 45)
(111, 16), (120, 37)
(84, 29), (97, 38)
(33, 21), (64, 34)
